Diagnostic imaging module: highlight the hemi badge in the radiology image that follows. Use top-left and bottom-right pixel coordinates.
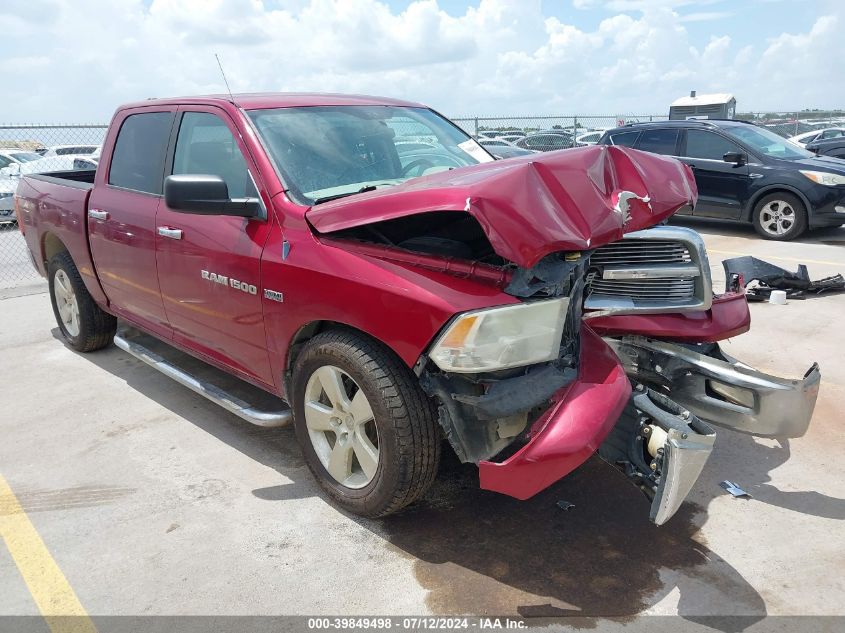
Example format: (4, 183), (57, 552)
(264, 289), (284, 303)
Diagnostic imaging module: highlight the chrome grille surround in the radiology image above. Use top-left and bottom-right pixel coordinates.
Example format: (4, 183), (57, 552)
(584, 226), (712, 315)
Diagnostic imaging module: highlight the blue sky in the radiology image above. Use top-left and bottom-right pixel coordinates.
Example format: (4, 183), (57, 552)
(2, 0), (843, 121)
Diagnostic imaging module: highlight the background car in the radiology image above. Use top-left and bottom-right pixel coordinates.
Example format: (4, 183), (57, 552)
(38, 144), (100, 157)
(788, 127), (845, 147)
(0, 177), (16, 223)
(515, 132), (574, 152)
(483, 145), (537, 160)
(599, 119), (845, 240)
(575, 130), (609, 146)
(0, 148), (44, 170)
(805, 137), (845, 160)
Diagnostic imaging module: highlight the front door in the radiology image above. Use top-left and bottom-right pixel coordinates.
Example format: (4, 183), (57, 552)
(679, 129), (751, 220)
(88, 108), (176, 337)
(155, 107), (274, 386)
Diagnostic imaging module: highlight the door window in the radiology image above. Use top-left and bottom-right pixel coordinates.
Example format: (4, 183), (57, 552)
(634, 129), (679, 155)
(685, 129), (743, 160)
(606, 130), (640, 147)
(173, 112), (255, 198)
(108, 112), (173, 194)
(109, 112), (173, 195)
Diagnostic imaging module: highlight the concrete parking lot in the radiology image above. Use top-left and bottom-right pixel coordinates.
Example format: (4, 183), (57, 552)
(1, 221), (844, 630)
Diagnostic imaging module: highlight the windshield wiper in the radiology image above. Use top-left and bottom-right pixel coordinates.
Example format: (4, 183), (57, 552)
(312, 185), (377, 205)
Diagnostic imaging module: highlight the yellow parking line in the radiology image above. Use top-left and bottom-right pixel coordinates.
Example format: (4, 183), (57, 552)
(708, 249), (844, 268)
(0, 474), (97, 633)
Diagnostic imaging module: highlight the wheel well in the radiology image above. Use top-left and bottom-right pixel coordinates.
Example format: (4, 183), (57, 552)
(284, 320), (351, 391)
(744, 187), (809, 222)
(42, 232), (68, 266)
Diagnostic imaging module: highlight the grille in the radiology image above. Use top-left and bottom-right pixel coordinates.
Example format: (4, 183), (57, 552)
(584, 226), (712, 314)
(590, 240), (692, 266)
(588, 278), (696, 299)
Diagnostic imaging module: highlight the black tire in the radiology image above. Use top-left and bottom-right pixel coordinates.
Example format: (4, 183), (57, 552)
(752, 192), (807, 241)
(48, 251), (116, 352)
(291, 330), (440, 518)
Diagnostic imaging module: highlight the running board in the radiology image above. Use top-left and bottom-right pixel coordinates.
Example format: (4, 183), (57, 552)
(113, 333), (292, 428)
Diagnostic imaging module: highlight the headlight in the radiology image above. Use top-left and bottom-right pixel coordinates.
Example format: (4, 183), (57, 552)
(799, 170), (845, 186)
(429, 297), (569, 373)
(0, 192), (12, 199)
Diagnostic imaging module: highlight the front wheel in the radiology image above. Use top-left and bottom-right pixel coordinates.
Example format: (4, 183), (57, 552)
(752, 192), (807, 241)
(291, 330), (440, 517)
(48, 251), (116, 352)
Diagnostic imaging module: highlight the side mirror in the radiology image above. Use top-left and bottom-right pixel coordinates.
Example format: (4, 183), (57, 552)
(164, 174), (262, 218)
(723, 151), (747, 166)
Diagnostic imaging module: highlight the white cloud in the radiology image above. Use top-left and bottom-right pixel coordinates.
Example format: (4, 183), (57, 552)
(0, 0), (842, 122)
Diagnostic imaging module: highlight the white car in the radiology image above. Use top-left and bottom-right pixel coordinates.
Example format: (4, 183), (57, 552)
(39, 144), (100, 158)
(0, 177), (15, 223)
(478, 138), (516, 148)
(787, 127), (845, 147)
(0, 148), (44, 170)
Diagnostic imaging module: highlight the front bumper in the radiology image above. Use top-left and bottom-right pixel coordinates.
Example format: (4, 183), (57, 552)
(478, 324), (631, 499)
(606, 336), (821, 438)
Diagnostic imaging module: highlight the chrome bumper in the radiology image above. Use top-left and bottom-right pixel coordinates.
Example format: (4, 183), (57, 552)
(598, 388), (715, 525)
(605, 336), (820, 438)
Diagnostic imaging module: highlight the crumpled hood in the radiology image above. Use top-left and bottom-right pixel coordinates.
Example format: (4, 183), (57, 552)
(306, 145), (697, 268)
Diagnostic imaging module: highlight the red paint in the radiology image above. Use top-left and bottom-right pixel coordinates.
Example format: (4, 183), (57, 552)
(586, 292), (751, 343)
(307, 145), (697, 268)
(479, 325), (631, 499)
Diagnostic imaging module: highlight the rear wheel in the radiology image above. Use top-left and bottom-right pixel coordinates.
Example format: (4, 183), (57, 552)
(48, 251), (116, 352)
(752, 192), (807, 241)
(291, 330), (440, 517)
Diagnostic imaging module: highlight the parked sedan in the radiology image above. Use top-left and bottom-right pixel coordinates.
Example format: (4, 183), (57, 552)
(515, 132), (573, 152)
(0, 148), (44, 170)
(600, 119), (845, 240)
(806, 137), (845, 160)
(788, 127), (845, 147)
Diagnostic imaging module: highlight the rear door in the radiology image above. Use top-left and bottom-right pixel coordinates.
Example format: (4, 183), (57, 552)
(155, 107), (274, 386)
(88, 108), (176, 337)
(678, 129), (751, 220)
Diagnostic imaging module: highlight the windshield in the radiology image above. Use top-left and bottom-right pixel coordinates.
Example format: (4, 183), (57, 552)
(724, 125), (813, 160)
(248, 106), (493, 204)
(10, 152), (42, 163)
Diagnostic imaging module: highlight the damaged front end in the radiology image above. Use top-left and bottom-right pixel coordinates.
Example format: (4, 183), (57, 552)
(419, 253), (589, 465)
(307, 146), (821, 526)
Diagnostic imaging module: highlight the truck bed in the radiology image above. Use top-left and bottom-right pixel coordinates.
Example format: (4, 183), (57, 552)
(16, 170), (105, 304)
(25, 169), (96, 189)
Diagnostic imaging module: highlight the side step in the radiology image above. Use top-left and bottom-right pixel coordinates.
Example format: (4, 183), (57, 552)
(113, 332), (293, 428)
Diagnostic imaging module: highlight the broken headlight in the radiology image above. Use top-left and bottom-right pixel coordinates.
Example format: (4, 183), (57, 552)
(428, 297), (569, 373)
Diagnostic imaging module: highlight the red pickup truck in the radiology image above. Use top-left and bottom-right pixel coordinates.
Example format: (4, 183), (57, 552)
(14, 94), (820, 524)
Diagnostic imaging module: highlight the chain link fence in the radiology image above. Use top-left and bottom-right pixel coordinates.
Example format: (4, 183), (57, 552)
(1, 125), (107, 290)
(1, 112), (843, 289)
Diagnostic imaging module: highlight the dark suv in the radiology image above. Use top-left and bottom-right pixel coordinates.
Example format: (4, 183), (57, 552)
(598, 120), (845, 240)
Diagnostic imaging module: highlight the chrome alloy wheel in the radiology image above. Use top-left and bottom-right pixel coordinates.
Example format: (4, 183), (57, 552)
(759, 199), (796, 237)
(303, 365), (379, 489)
(54, 269), (80, 337)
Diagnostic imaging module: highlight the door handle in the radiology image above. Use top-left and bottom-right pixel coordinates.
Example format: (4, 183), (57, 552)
(88, 209), (109, 220)
(157, 227), (183, 240)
